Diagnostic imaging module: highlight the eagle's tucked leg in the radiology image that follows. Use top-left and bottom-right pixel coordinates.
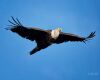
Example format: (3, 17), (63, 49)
(30, 47), (41, 55)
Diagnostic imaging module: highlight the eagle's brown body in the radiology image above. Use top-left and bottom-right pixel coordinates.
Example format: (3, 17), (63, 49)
(7, 17), (95, 55)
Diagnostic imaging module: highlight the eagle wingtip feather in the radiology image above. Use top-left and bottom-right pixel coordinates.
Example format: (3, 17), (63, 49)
(82, 31), (96, 43)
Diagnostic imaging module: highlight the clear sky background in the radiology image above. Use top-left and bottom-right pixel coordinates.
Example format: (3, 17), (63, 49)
(0, 0), (100, 80)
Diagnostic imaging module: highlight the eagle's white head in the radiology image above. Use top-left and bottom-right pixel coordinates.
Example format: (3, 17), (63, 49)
(51, 28), (62, 39)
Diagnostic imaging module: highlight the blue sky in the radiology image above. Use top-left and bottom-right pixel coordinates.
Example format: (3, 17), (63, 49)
(0, 0), (100, 80)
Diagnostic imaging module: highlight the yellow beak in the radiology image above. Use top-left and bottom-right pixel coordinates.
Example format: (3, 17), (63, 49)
(58, 28), (62, 31)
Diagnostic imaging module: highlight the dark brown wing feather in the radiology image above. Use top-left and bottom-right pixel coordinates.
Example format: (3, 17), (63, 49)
(7, 17), (49, 41)
(54, 32), (95, 44)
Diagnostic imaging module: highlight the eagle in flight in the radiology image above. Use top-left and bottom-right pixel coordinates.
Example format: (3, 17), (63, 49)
(6, 17), (95, 55)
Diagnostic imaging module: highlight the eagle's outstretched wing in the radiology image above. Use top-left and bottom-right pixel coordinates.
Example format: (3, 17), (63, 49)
(6, 17), (48, 41)
(54, 32), (95, 44)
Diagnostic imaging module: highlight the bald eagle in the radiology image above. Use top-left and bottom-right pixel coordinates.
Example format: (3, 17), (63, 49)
(6, 17), (95, 55)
